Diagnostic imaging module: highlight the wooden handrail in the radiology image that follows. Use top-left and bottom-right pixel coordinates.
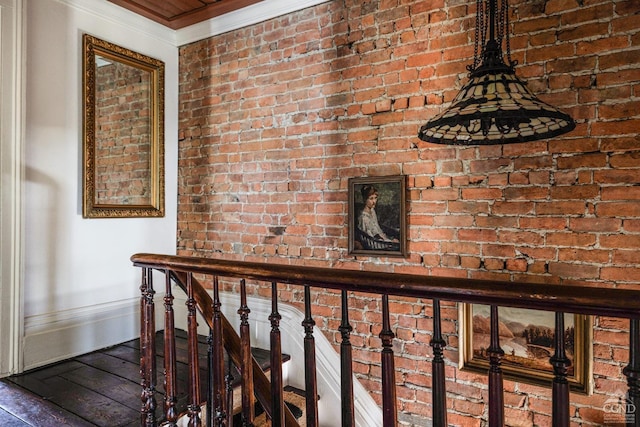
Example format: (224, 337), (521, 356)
(133, 253), (640, 317)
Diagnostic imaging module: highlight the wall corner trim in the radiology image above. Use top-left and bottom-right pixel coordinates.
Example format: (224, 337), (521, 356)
(0, 0), (26, 377)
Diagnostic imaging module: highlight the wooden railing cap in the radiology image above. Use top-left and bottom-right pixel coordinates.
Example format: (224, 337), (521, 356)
(132, 253), (640, 318)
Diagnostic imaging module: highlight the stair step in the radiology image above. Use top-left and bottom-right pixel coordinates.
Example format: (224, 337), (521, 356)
(251, 386), (307, 426)
(185, 386), (307, 427)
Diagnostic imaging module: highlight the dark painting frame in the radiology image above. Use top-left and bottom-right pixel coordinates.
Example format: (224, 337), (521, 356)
(348, 175), (407, 257)
(460, 303), (593, 394)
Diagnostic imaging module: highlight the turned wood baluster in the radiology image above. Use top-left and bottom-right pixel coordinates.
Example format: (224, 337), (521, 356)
(226, 357), (234, 427)
(207, 329), (213, 427)
(186, 273), (202, 426)
(302, 285), (319, 427)
(339, 290), (355, 427)
(380, 294), (397, 426)
(624, 318), (640, 427)
(269, 282), (285, 427)
(550, 312), (570, 427)
(140, 267), (157, 427)
(212, 276), (227, 425)
(164, 271), (178, 426)
(487, 305), (505, 427)
(238, 279), (255, 426)
(430, 299), (447, 427)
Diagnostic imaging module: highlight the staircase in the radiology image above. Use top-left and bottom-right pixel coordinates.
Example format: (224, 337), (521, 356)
(164, 329), (295, 426)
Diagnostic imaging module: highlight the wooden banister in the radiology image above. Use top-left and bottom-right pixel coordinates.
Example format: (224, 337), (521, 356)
(133, 253), (640, 318)
(133, 253), (640, 427)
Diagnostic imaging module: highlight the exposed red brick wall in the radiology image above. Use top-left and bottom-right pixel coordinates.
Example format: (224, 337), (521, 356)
(95, 60), (151, 205)
(178, 0), (640, 425)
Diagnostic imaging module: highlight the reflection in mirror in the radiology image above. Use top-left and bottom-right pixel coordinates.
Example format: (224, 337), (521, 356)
(83, 34), (164, 218)
(95, 54), (152, 205)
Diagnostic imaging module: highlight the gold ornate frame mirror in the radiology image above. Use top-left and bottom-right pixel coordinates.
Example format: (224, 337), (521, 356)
(82, 34), (165, 218)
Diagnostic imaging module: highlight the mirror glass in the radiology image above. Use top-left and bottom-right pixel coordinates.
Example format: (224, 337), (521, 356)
(83, 34), (165, 218)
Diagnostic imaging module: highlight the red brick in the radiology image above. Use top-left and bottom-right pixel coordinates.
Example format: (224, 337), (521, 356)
(175, 2), (640, 425)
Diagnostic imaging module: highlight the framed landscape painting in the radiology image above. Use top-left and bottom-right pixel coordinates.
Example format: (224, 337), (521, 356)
(348, 175), (407, 257)
(460, 304), (592, 394)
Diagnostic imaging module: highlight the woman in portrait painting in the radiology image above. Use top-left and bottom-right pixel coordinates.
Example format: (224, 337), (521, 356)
(356, 185), (399, 250)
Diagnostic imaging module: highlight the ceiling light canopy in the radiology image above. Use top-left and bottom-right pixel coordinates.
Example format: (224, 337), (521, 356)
(418, 0), (575, 145)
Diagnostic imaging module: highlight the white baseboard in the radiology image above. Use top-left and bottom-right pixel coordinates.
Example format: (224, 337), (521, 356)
(172, 290), (383, 427)
(23, 298), (142, 371)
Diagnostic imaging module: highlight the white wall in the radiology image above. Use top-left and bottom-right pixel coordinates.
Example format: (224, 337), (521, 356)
(22, 0), (178, 370)
(18, 0), (337, 372)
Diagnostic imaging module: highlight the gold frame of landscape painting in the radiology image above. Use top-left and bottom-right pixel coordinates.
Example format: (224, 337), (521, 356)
(460, 303), (592, 394)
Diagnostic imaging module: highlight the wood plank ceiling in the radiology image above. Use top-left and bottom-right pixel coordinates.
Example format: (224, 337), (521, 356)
(108, 0), (263, 29)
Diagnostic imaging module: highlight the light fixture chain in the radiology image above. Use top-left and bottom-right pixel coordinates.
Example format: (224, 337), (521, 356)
(467, 0), (486, 72)
(481, 0), (487, 66)
(471, 0), (482, 71)
(497, 0), (506, 63)
(503, 0), (514, 66)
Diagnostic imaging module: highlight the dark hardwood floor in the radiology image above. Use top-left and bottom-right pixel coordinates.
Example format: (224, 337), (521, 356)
(0, 331), (254, 427)
(0, 331), (277, 427)
(0, 336), (145, 426)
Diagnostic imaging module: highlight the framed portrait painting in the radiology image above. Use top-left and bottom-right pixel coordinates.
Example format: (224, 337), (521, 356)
(460, 304), (593, 394)
(348, 175), (407, 257)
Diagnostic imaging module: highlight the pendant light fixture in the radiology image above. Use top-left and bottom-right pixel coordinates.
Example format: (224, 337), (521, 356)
(418, 0), (575, 145)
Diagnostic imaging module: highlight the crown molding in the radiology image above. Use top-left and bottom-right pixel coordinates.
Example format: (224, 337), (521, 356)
(176, 0), (331, 46)
(52, 0), (330, 47)
(53, 0), (177, 46)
